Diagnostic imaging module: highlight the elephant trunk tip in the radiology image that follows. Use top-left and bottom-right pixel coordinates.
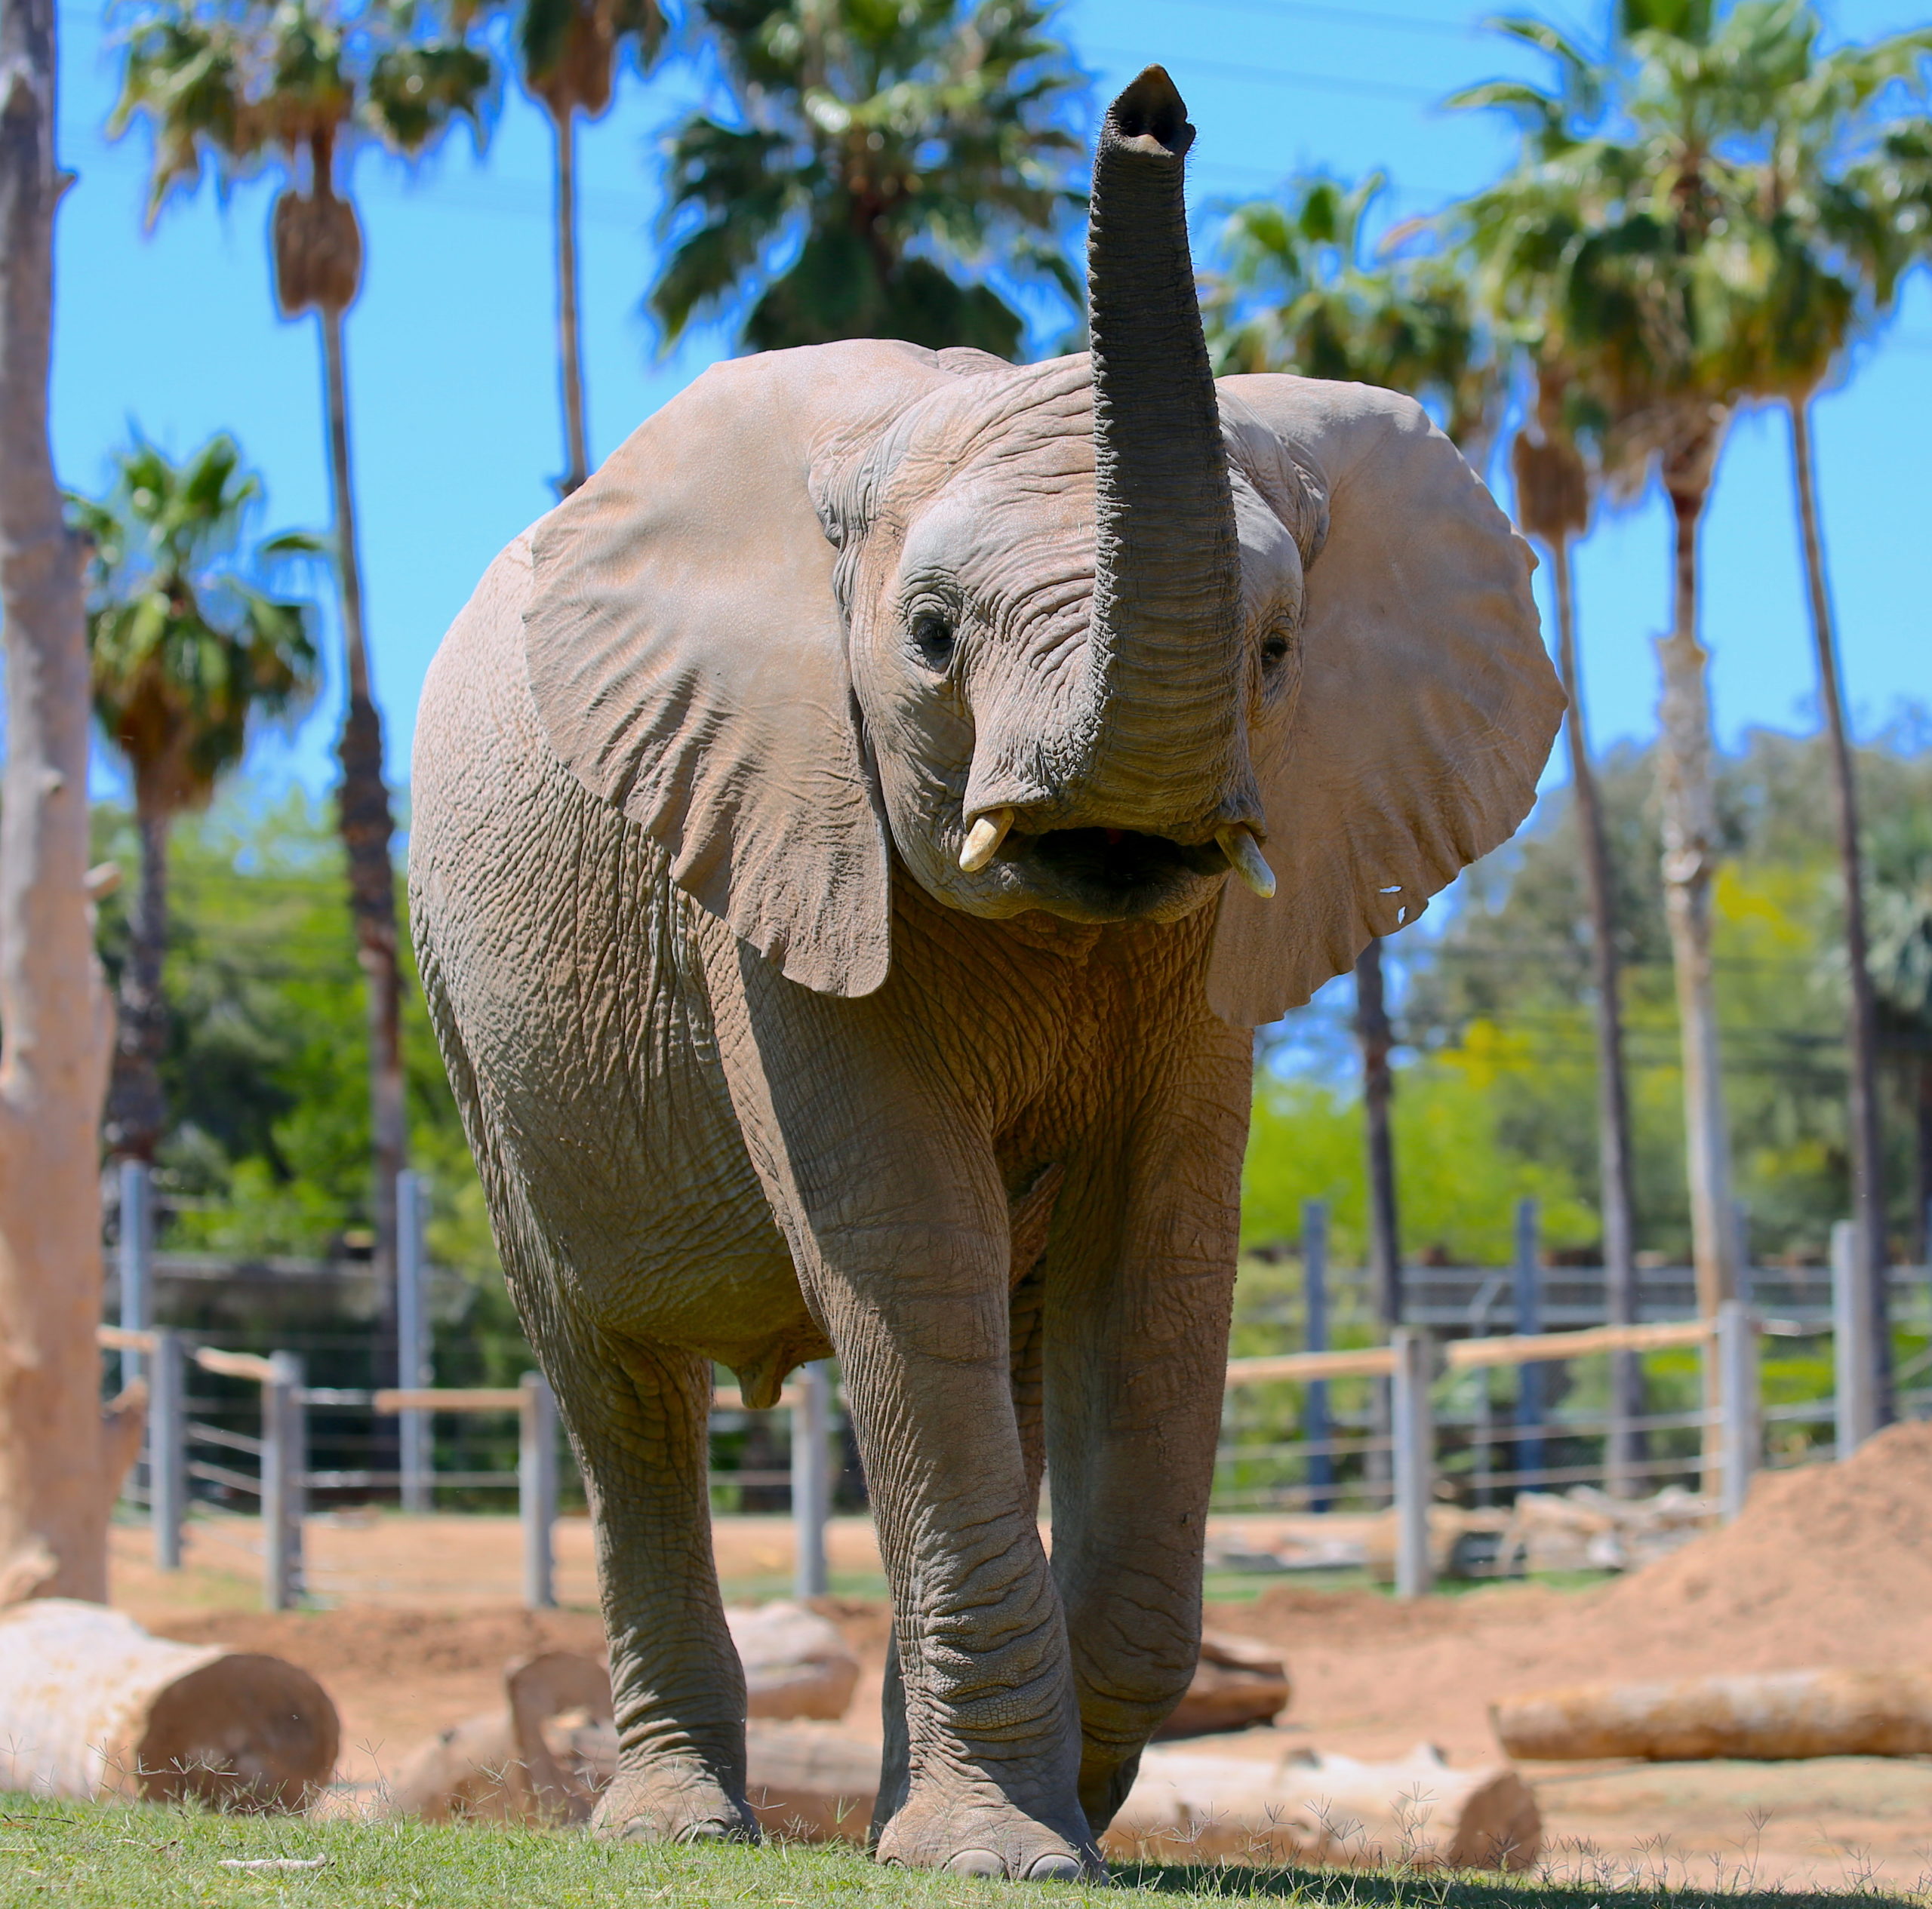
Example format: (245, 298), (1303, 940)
(1105, 66), (1194, 159)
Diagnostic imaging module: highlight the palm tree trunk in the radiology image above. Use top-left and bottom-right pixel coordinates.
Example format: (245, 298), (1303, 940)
(319, 302), (407, 1392)
(0, 0), (140, 1602)
(1915, 1053), (1930, 1268)
(1355, 937), (1400, 1489)
(103, 793), (171, 1164)
(1551, 533), (1643, 1491)
(1655, 424), (1740, 1484)
(552, 106), (589, 496)
(1355, 937), (1401, 1333)
(1789, 398), (1892, 1420)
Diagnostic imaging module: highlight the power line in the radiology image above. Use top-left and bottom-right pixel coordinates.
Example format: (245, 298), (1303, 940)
(1088, 44), (1439, 103)
(1185, 0), (1475, 38)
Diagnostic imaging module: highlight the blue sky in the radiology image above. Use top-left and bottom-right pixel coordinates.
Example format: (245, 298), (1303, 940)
(53, 0), (1932, 816)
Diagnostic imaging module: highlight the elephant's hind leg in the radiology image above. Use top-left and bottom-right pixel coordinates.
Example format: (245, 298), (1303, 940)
(548, 1320), (756, 1844)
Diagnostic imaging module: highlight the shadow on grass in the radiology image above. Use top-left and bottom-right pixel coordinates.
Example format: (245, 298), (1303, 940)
(1108, 1865), (1921, 1907)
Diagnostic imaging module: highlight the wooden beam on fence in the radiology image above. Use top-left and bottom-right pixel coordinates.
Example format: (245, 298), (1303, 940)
(372, 1388), (525, 1414)
(96, 1325), (158, 1354)
(192, 1347), (279, 1384)
(1444, 1318), (1714, 1372)
(1225, 1347), (1400, 1385)
(711, 1384), (802, 1409)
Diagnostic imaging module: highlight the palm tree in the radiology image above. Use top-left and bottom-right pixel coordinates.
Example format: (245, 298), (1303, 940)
(1711, 10), (1931, 1415)
(651, 0), (1086, 355)
(1503, 362), (1644, 1489)
(0, 0), (143, 1603)
(508, 0), (665, 492)
(1202, 171), (1502, 1351)
(1451, 4), (1801, 1334)
(72, 434), (320, 1167)
(113, 0), (490, 1336)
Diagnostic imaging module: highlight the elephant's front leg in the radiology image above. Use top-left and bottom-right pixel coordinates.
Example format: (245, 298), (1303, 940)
(708, 964), (1092, 1879)
(835, 1222), (1091, 1879)
(1044, 1029), (1251, 1837)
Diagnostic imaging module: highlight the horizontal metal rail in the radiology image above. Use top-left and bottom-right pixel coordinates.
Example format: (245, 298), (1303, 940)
(189, 1459), (265, 1496)
(187, 1419), (264, 1456)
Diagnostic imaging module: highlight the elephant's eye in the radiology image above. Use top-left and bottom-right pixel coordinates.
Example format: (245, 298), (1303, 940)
(909, 611), (956, 672)
(1260, 629), (1292, 669)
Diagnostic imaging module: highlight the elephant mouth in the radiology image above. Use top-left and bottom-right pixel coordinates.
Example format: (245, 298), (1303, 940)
(1011, 827), (1227, 919)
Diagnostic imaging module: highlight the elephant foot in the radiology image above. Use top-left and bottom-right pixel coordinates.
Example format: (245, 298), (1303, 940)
(591, 1763), (758, 1845)
(875, 1785), (1101, 1882)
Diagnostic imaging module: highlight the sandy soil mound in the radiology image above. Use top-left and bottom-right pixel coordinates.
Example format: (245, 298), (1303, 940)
(1585, 1419), (1932, 1659)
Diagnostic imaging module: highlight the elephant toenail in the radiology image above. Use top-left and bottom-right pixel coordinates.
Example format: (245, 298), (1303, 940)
(942, 1849), (1006, 1877)
(675, 1818), (747, 1844)
(1025, 1852), (1085, 1882)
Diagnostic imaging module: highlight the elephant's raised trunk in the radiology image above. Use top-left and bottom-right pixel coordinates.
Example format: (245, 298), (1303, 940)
(1080, 67), (1250, 835)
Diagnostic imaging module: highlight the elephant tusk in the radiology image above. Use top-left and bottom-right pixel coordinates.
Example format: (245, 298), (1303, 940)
(959, 807), (1014, 875)
(1217, 825), (1277, 900)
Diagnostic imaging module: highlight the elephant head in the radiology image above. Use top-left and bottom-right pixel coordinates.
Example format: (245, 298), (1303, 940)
(521, 69), (1561, 1025)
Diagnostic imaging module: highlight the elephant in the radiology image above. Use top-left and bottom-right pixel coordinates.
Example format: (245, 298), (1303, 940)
(409, 65), (1561, 1881)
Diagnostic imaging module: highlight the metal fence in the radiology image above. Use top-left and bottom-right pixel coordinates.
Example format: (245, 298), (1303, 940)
(1216, 1197), (1932, 1518)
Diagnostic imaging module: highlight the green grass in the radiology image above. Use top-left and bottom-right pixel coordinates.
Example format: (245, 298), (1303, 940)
(0, 1800), (1918, 1909)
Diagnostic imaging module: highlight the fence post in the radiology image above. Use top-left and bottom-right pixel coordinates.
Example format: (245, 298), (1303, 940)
(521, 1372), (558, 1610)
(1716, 1300), (1758, 1523)
(792, 1361), (832, 1600)
(1832, 1219), (1877, 1459)
(1302, 1199), (1334, 1514)
(118, 1159), (152, 1391)
(149, 1330), (186, 1571)
(395, 1170), (431, 1514)
(261, 1352), (305, 1611)
(1512, 1197), (1543, 1488)
(1391, 1328), (1434, 1600)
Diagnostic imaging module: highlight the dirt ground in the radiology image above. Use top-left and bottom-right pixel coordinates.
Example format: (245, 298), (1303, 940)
(110, 1430), (1932, 1892)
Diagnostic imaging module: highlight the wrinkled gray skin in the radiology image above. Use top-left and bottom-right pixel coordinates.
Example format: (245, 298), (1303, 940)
(410, 69), (1561, 1880)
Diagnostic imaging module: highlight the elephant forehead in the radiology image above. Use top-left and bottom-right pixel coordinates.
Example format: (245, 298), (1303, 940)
(897, 465), (1097, 593)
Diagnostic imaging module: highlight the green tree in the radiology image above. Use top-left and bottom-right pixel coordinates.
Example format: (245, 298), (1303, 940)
(1201, 170), (1502, 1339)
(1866, 825), (1932, 1263)
(650, 0), (1086, 356)
(504, 0), (665, 492)
(1452, 2), (1798, 1335)
(71, 433), (320, 1166)
(1204, 171), (1497, 453)
(112, 0), (491, 1337)
(1710, 5), (1930, 1397)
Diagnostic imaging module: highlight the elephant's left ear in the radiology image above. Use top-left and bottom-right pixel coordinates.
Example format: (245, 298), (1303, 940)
(1207, 376), (1564, 1028)
(523, 342), (954, 998)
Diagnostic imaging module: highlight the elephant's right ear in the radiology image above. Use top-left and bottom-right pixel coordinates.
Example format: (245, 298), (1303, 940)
(522, 343), (954, 998)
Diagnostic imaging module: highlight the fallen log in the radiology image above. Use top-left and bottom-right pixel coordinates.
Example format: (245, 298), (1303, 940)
(1155, 1632), (1291, 1740)
(0, 1600), (337, 1809)
(384, 1650), (612, 1824)
(1494, 1668), (1932, 1763)
(1106, 1743), (1540, 1870)
(389, 1682), (1534, 1874)
(730, 1602), (860, 1722)
(737, 1732), (1538, 1869)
